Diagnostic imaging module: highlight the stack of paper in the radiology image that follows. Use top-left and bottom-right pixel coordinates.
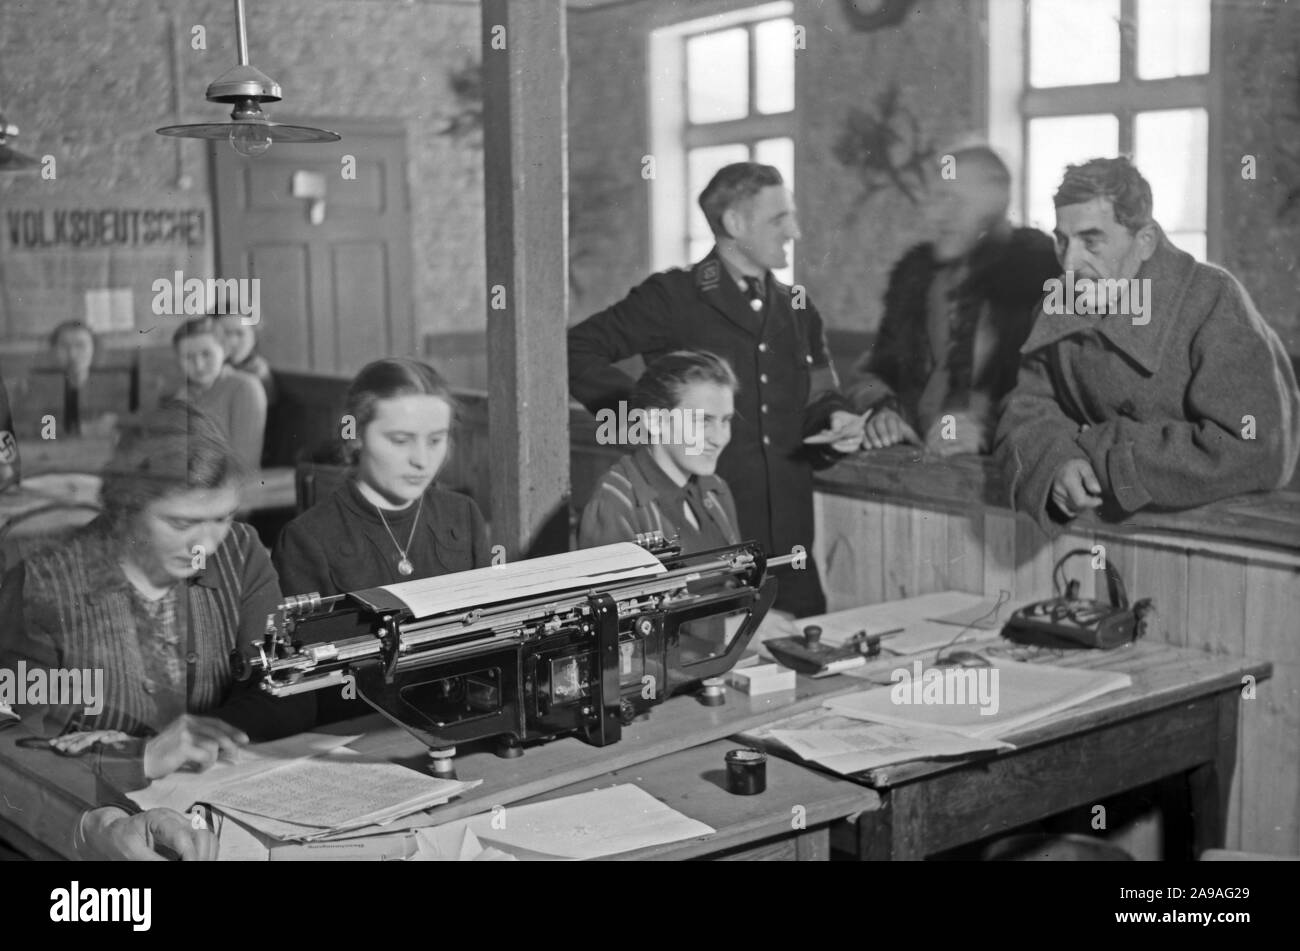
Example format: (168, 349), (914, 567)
(129, 733), (477, 844)
(747, 709), (1011, 775)
(823, 659), (1131, 739)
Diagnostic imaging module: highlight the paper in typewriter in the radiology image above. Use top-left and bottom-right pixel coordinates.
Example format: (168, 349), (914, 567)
(360, 541), (666, 619)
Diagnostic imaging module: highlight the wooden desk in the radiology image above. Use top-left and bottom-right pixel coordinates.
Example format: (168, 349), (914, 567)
(755, 637), (1269, 861)
(341, 671), (860, 827)
(520, 739), (866, 860)
(16, 435), (115, 477)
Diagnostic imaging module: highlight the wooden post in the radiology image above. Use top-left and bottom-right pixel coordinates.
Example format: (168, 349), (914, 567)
(481, 0), (571, 559)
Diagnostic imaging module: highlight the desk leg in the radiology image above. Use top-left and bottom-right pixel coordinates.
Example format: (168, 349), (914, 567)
(854, 787), (927, 861)
(1186, 692), (1240, 858)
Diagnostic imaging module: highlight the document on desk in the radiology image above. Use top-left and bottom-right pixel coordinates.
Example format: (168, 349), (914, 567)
(129, 733), (477, 842)
(358, 542), (666, 619)
(762, 713), (1011, 775)
(429, 784), (715, 860)
(823, 660), (1131, 739)
(128, 732), (359, 813)
(204, 753), (474, 839)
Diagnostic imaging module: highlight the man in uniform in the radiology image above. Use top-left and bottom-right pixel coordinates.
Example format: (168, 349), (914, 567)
(568, 162), (862, 617)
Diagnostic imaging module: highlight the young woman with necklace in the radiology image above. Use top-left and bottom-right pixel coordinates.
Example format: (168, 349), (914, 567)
(273, 359), (489, 722)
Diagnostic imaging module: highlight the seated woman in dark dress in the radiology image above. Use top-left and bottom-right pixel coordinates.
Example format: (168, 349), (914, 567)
(0, 400), (314, 792)
(273, 358), (490, 721)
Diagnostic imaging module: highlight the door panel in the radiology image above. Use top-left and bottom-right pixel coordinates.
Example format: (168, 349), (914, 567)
(333, 242), (390, 368)
(211, 121), (412, 377)
(248, 244), (312, 373)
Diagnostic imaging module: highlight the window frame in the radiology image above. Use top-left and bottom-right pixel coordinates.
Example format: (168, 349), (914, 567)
(986, 0), (1223, 261)
(648, 1), (796, 274)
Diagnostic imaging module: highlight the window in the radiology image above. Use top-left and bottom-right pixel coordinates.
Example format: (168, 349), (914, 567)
(649, 3), (796, 282)
(989, 0), (1214, 261)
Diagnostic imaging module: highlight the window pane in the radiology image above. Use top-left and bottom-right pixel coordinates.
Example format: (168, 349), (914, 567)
(1138, 0), (1210, 79)
(687, 143), (751, 243)
(1026, 114), (1120, 232)
(754, 18), (795, 114)
(686, 28), (748, 123)
(1029, 0), (1120, 88)
(754, 137), (794, 187)
(1134, 108), (1207, 241)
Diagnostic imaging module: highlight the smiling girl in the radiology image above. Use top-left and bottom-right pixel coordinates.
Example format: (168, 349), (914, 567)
(579, 351), (741, 552)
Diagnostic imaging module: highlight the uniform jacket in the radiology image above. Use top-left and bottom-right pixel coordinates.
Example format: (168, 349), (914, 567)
(578, 447), (741, 551)
(995, 237), (1300, 536)
(568, 249), (848, 570)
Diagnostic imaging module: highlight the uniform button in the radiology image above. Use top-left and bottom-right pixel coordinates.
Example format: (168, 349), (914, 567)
(762, 436), (771, 446)
(759, 373), (769, 384)
(142, 681), (156, 695)
(758, 343), (768, 353)
(760, 404), (768, 414)
(186, 652), (199, 665)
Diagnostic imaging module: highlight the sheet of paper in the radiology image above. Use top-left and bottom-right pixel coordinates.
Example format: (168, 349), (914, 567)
(796, 592), (1026, 656)
(768, 719), (1010, 775)
(436, 784), (715, 860)
(928, 598), (1023, 631)
(411, 825), (517, 862)
(371, 542), (666, 619)
(203, 753), (471, 836)
(823, 660), (1131, 739)
(128, 733), (360, 813)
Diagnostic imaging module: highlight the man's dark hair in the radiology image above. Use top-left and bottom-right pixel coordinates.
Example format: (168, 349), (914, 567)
(1053, 157), (1154, 234)
(698, 162), (784, 238)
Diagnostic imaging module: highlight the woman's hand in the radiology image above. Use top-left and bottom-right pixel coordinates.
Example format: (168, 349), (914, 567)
(79, 806), (218, 861)
(143, 715), (249, 780)
(861, 408), (921, 450)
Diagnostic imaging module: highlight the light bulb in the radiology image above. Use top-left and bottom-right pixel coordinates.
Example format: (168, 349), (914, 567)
(229, 124), (272, 157)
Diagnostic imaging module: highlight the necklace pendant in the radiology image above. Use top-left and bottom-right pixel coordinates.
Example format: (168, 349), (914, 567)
(398, 557), (414, 576)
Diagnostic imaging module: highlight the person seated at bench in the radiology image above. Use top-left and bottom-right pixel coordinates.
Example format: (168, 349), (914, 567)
(218, 313), (277, 407)
(48, 320), (121, 438)
(0, 400), (314, 792)
(579, 350), (742, 552)
(847, 144), (1059, 456)
(172, 316), (266, 471)
(273, 358), (489, 722)
(579, 351), (798, 645)
(996, 157), (1300, 535)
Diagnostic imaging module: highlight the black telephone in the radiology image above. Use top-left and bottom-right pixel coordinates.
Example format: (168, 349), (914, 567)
(1002, 549), (1155, 650)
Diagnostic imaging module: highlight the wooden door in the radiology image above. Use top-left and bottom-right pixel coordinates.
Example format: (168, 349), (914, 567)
(210, 119), (413, 375)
